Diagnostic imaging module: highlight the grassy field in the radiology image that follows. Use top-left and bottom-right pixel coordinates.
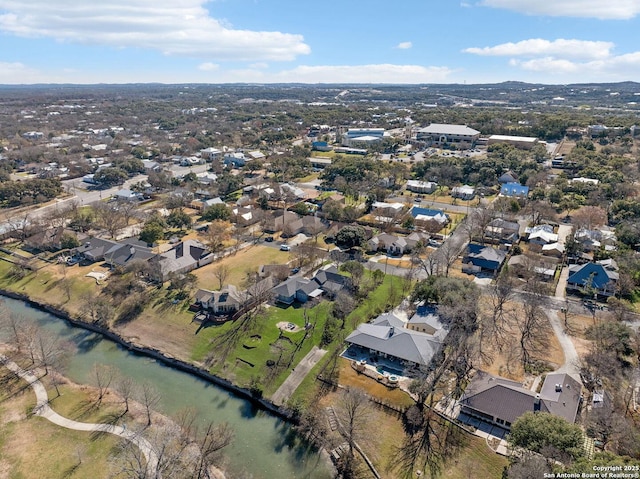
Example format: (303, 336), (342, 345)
(192, 245), (291, 289)
(0, 367), (121, 479)
(203, 301), (333, 393)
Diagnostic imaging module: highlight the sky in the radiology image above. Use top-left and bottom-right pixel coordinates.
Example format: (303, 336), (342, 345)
(1, 0), (640, 85)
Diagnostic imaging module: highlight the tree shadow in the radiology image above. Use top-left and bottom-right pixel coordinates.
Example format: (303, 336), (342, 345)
(61, 462), (81, 477)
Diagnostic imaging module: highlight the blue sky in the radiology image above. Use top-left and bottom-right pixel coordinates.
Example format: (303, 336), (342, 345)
(1, 0), (640, 84)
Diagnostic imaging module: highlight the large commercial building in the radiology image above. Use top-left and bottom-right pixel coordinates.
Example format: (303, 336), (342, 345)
(415, 124), (480, 148)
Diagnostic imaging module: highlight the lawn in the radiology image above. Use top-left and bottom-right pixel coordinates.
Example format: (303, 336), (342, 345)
(192, 245), (291, 289)
(205, 301), (333, 394)
(0, 367), (121, 479)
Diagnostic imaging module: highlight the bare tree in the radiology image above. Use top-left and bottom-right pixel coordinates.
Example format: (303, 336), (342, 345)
(335, 388), (372, 478)
(139, 381), (161, 426)
(115, 375), (137, 415)
(94, 202), (127, 239)
(91, 363), (116, 407)
(213, 264), (230, 290)
(515, 282), (551, 368)
(202, 220), (233, 254)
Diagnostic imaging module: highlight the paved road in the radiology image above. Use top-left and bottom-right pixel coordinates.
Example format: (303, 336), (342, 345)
(0, 174), (148, 236)
(0, 354), (160, 478)
(271, 346), (327, 406)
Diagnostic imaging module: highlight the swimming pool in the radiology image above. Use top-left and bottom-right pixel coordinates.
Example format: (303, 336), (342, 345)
(376, 365), (405, 377)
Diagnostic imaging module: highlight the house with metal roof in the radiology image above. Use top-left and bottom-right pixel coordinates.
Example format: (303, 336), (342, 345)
(410, 206), (449, 229)
(345, 312), (447, 371)
(406, 180), (438, 194)
(459, 371), (581, 431)
(566, 260), (619, 297)
(451, 185), (476, 200)
(527, 224), (558, 245)
(500, 182), (529, 198)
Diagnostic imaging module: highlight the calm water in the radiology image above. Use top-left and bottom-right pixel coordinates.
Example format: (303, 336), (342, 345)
(0, 296), (330, 479)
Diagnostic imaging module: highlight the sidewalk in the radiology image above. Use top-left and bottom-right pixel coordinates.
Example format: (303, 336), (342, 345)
(271, 346), (327, 406)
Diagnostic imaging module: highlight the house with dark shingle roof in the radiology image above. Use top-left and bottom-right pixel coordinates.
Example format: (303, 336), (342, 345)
(464, 243), (506, 273)
(312, 265), (351, 298)
(459, 371), (581, 431)
(151, 239), (214, 281)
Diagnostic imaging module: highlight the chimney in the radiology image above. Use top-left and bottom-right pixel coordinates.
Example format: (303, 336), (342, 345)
(555, 384), (562, 392)
(534, 393), (541, 411)
(389, 327), (394, 337)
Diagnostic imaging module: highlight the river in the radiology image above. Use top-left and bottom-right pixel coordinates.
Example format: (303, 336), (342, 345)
(0, 296), (331, 479)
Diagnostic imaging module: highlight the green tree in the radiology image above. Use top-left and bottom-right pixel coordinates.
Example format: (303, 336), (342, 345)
(167, 208), (192, 229)
(335, 225), (366, 249)
(93, 167), (128, 187)
(201, 203), (230, 221)
(509, 412), (584, 460)
(139, 222), (164, 244)
(60, 233), (80, 250)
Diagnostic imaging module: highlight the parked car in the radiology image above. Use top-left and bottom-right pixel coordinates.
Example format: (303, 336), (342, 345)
(290, 267), (300, 274)
(264, 236), (274, 242)
(280, 244), (291, 251)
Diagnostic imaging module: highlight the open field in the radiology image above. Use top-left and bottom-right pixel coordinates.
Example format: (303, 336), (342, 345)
(0, 366), (121, 479)
(192, 245), (291, 289)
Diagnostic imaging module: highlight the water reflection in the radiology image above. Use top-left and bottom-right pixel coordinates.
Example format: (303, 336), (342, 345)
(0, 296), (331, 479)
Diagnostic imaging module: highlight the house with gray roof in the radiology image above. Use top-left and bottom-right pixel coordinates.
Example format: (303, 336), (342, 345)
(195, 285), (244, 315)
(345, 312), (447, 372)
(104, 242), (156, 268)
(151, 239), (213, 281)
(273, 277), (323, 305)
(312, 265), (351, 298)
(464, 243), (506, 273)
(459, 371), (582, 431)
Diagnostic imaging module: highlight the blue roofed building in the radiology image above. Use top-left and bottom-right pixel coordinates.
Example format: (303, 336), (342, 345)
(464, 243), (507, 273)
(410, 206), (450, 229)
(500, 182), (529, 198)
(566, 259), (619, 297)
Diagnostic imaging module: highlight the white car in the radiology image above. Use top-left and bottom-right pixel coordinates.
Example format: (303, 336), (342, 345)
(280, 244), (291, 251)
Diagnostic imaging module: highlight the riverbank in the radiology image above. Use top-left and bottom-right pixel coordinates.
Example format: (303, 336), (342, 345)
(0, 289), (336, 478)
(0, 347), (227, 479)
(0, 288), (291, 420)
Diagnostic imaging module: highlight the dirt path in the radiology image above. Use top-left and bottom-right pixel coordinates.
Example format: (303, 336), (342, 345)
(0, 354), (159, 478)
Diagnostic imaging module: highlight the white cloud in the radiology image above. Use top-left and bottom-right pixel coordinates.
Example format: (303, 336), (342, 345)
(396, 41), (412, 50)
(198, 62), (218, 71)
(219, 64), (453, 84)
(249, 62), (269, 69)
(481, 0), (640, 19)
(0, 61), (51, 83)
(510, 53), (640, 81)
(0, 0), (310, 61)
(465, 39), (614, 60)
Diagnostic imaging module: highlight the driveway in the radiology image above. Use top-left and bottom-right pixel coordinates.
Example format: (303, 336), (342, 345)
(544, 309), (581, 380)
